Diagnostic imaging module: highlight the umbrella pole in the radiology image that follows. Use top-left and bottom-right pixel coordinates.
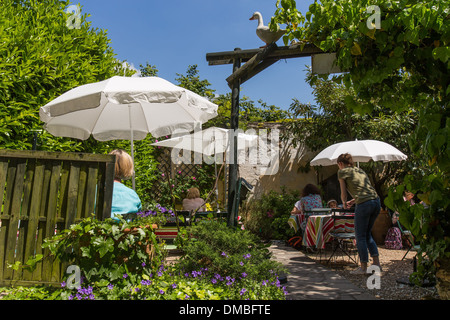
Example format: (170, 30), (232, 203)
(129, 105), (136, 190)
(131, 139), (135, 190)
(214, 153), (219, 211)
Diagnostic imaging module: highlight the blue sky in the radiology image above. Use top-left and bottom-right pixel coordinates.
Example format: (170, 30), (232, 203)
(74, 0), (316, 111)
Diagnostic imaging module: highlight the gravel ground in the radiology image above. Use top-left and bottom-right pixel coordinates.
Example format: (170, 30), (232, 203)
(305, 245), (440, 300)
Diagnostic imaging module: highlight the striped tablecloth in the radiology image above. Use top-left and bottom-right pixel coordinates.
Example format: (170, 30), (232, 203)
(288, 214), (301, 233)
(155, 226), (178, 240)
(303, 214), (355, 249)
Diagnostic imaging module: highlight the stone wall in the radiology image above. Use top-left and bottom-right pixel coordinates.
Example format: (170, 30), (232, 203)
(237, 122), (340, 203)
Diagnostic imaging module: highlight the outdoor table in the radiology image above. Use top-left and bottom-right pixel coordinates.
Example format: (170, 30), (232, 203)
(288, 208), (333, 233)
(303, 213), (355, 249)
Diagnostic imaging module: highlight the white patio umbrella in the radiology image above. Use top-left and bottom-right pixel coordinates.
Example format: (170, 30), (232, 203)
(39, 76), (218, 188)
(310, 139), (408, 166)
(151, 126), (258, 156)
(151, 126), (258, 210)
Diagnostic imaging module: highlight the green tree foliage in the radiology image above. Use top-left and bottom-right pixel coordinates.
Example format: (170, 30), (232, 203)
(0, 0), (133, 151)
(271, 0), (449, 283)
(139, 62), (159, 77)
(175, 64), (216, 99)
(207, 93), (290, 130)
(284, 69), (417, 203)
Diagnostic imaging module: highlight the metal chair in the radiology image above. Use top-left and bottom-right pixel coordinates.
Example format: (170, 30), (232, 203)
(326, 208), (358, 264)
(396, 220), (420, 261)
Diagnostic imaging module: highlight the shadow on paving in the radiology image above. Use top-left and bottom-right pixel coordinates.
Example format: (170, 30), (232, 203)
(269, 242), (377, 300)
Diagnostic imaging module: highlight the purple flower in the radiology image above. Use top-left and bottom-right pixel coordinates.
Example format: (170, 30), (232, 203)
(159, 289), (165, 294)
(75, 286), (95, 300)
(141, 262), (146, 267)
(61, 281), (66, 288)
(243, 253), (251, 259)
(211, 278), (217, 284)
(225, 276), (235, 286)
(241, 272), (247, 278)
(275, 279), (281, 288)
(221, 252), (228, 258)
(240, 288), (247, 296)
(123, 273), (128, 279)
(141, 280), (152, 286)
(107, 284), (114, 290)
(171, 283), (177, 289)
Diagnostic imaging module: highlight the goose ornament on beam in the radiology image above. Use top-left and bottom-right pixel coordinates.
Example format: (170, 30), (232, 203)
(249, 11), (285, 48)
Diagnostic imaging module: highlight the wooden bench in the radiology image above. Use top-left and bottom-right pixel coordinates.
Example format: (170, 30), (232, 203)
(0, 149), (115, 286)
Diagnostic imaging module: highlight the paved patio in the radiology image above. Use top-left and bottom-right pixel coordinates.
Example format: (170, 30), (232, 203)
(269, 242), (377, 300)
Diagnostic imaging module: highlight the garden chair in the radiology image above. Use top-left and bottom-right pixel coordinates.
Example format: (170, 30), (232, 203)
(326, 208), (358, 265)
(388, 210), (420, 261)
(154, 210), (191, 243)
(397, 220), (420, 261)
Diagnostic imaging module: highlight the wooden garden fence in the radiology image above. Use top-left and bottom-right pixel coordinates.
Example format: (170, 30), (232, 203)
(0, 150), (115, 287)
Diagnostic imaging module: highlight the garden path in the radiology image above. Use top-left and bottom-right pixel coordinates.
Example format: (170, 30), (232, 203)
(269, 242), (377, 300)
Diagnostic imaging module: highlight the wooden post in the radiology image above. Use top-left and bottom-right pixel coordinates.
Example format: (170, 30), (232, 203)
(226, 43), (278, 88)
(227, 48), (241, 227)
(205, 43), (327, 228)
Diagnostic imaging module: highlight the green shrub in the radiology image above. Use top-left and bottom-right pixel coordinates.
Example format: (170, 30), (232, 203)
(42, 217), (165, 286)
(1, 263), (287, 300)
(177, 220), (287, 282)
(1, 218), (287, 300)
(243, 187), (300, 240)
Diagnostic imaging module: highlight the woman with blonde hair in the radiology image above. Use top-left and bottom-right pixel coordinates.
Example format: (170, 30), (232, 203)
(109, 149), (142, 219)
(182, 187), (205, 212)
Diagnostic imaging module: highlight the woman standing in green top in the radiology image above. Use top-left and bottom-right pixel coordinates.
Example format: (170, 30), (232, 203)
(337, 153), (381, 274)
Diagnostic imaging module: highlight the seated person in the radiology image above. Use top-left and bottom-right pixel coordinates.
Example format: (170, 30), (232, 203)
(291, 184), (323, 230)
(182, 187), (206, 213)
(109, 149), (142, 220)
(403, 190), (427, 208)
(291, 184), (323, 214)
(327, 199), (338, 209)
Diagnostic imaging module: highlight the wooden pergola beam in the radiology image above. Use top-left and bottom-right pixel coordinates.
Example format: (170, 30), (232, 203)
(205, 42), (325, 227)
(225, 43), (278, 88)
(207, 43), (324, 87)
(206, 43), (323, 65)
